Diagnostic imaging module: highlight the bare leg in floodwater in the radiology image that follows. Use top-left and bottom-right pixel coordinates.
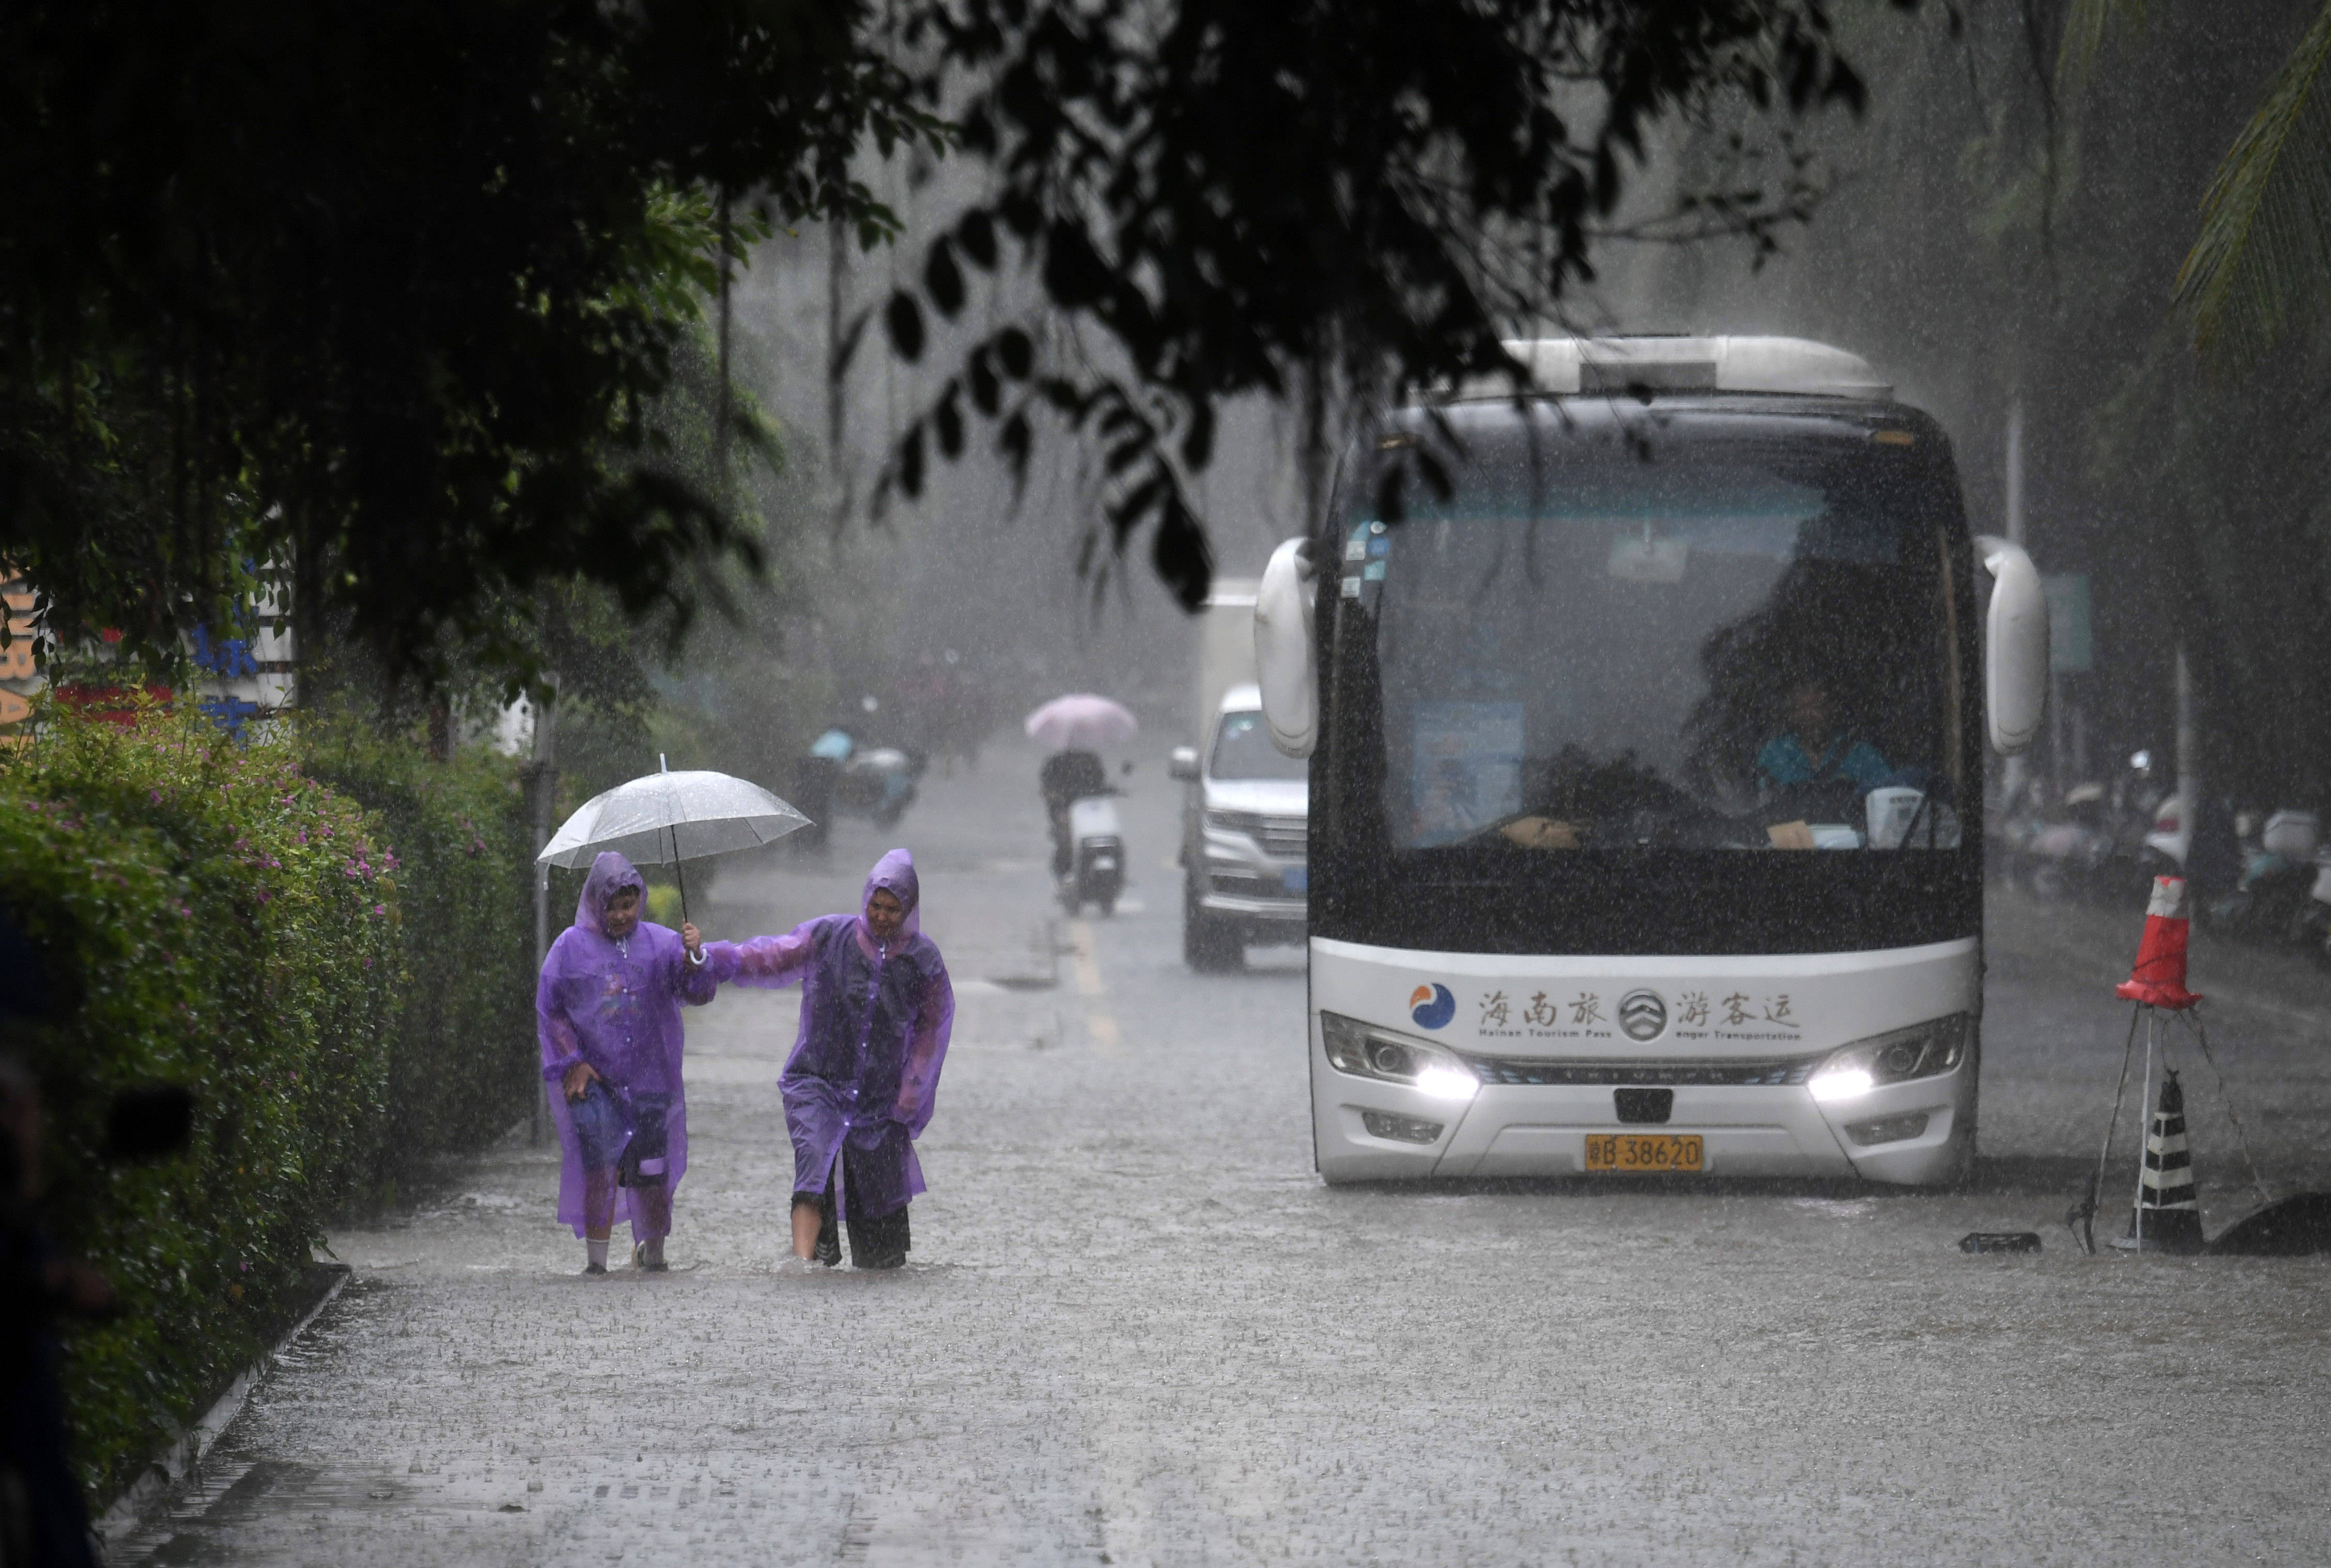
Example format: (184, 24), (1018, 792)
(629, 1183), (671, 1269)
(582, 1168), (616, 1273)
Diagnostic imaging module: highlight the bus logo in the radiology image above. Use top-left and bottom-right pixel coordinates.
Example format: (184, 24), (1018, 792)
(1408, 984), (1456, 1029)
(1617, 990), (1667, 1041)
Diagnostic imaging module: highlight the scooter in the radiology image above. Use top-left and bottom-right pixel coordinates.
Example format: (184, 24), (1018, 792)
(2007, 751), (2178, 904)
(1060, 792), (1127, 917)
(809, 728), (922, 828)
(2295, 852), (2331, 967)
(2217, 808), (2322, 947)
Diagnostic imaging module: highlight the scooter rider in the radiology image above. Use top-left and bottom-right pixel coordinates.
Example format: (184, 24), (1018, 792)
(1040, 748), (1108, 879)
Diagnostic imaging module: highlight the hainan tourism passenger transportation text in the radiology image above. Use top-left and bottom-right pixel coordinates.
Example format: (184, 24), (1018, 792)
(1251, 337), (2048, 1186)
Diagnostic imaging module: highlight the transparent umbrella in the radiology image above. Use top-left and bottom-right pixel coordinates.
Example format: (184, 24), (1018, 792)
(1024, 694), (1139, 750)
(536, 757), (810, 923)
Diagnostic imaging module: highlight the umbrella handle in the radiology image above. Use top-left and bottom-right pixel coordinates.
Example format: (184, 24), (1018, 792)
(662, 761), (691, 931)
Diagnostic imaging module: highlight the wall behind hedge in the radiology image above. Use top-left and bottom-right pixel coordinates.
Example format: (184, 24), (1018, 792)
(0, 707), (535, 1500)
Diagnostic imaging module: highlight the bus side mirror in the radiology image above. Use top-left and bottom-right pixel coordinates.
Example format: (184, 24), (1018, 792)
(1977, 536), (2048, 756)
(1169, 745), (1200, 782)
(1254, 537), (1318, 758)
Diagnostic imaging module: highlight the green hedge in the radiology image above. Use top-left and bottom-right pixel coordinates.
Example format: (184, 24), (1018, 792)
(0, 704), (535, 1500)
(301, 717), (535, 1184)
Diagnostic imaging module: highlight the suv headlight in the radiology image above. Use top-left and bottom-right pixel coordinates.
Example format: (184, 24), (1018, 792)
(1320, 1012), (1480, 1101)
(1204, 808), (1264, 837)
(1807, 1014), (1972, 1103)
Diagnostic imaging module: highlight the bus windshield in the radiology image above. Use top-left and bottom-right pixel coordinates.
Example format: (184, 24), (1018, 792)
(1337, 409), (1965, 857)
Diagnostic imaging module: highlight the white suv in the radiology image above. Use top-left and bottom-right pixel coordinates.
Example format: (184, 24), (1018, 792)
(1170, 683), (1309, 969)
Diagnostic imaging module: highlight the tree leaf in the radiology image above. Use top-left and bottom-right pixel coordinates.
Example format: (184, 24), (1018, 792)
(925, 238), (966, 317)
(969, 348), (1001, 415)
(999, 411), (1033, 487)
(2175, 0), (2331, 366)
(997, 327), (1034, 379)
(1149, 488), (1214, 611)
(935, 386), (965, 458)
(1179, 402), (1216, 471)
(899, 422), (926, 496)
(886, 292), (926, 362)
(958, 210), (998, 269)
(2055, 0), (2155, 95)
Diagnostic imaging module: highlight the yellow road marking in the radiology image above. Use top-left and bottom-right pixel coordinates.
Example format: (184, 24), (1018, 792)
(1070, 921), (1106, 996)
(1069, 920), (1123, 1054)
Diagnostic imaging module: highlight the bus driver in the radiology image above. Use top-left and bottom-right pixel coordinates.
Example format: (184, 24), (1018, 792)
(1754, 675), (1892, 799)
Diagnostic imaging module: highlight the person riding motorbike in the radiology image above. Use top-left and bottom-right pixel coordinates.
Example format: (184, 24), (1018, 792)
(1040, 748), (1108, 879)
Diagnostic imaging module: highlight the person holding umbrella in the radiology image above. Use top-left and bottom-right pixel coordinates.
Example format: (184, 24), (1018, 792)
(533, 758), (812, 1272)
(1025, 695), (1138, 879)
(704, 849), (953, 1270)
(538, 852), (714, 1274)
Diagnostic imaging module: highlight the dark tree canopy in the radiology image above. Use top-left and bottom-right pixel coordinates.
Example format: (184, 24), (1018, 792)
(877, 0), (1875, 605)
(1, 0), (1872, 679)
(0, 0), (935, 678)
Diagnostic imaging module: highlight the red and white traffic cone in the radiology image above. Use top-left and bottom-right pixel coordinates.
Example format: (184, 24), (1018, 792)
(2116, 875), (2203, 1010)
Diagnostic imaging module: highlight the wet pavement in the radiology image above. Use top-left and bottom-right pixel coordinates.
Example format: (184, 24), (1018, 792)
(110, 739), (2331, 1565)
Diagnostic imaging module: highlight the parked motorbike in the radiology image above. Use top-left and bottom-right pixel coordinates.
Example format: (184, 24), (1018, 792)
(1060, 791), (1128, 917)
(2298, 853), (2331, 967)
(2216, 809), (2323, 947)
(2010, 755), (2168, 904)
(807, 728), (922, 828)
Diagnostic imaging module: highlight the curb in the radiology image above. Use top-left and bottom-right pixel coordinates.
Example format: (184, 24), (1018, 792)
(92, 1261), (353, 1551)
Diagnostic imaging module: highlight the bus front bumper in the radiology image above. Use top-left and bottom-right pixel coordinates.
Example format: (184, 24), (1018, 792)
(1306, 934), (1980, 1188)
(1314, 1057), (1974, 1187)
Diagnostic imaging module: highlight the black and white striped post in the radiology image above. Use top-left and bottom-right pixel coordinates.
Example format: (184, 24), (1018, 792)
(2120, 1068), (2205, 1255)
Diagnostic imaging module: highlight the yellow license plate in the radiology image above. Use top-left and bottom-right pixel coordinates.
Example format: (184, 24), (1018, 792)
(1584, 1133), (1704, 1172)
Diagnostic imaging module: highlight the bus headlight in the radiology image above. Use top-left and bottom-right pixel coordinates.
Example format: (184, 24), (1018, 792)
(1807, 1014), (1972, 1103)
(1320, 1012), (1481, 1101)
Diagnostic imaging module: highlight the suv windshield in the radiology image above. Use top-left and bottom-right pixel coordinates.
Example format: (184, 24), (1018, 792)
(1211, 711), (1308, 781)
(1337, 407), (1964, 855)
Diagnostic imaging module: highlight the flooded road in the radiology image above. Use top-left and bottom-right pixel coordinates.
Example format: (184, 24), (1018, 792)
(110, 739), (2331, 1566)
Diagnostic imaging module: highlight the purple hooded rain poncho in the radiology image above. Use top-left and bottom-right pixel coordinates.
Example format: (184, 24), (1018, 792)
(538, 852), (718, 1239)
(704, 849), (954, 1219)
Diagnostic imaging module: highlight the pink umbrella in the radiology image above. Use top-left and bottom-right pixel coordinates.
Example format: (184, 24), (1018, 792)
(1024, 694), (1139, 750)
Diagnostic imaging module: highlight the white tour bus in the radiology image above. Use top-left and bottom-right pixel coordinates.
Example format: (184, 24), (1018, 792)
(1252, 337), (2047, 1186)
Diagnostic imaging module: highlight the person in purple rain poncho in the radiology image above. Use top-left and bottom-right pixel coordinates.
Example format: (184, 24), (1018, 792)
(704, 849), (953, 1269)
(538, 852), (714, 1274)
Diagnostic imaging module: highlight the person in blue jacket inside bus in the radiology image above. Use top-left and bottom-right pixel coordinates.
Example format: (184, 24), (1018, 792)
(1755, 676), (1892, 796)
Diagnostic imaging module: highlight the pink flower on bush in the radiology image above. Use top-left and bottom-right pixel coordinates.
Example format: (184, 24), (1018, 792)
(372, 904), (385, 916)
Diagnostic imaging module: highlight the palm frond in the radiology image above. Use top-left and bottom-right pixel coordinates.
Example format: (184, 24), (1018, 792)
(2055, 0), (2154, 95)
(2177, 0), (2331, 366)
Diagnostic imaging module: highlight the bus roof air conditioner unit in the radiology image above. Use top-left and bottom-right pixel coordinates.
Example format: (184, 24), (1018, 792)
(1460, 336), (1891, 401)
